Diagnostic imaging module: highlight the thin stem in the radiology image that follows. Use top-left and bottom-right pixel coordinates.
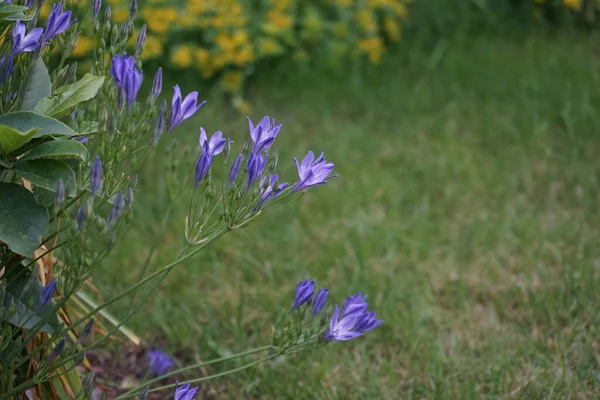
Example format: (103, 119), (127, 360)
(115, 345), (272, 399)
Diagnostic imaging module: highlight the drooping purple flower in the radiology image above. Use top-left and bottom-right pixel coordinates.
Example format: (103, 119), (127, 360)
(92, 0), (101, 21)
(291, 278), (315, 310)
(105, 192), (124, 231)
(151, 67), (162, 102)
(76, 205), (86, 231)
(246, 152), (266, 190)
(247, 116), (281, 154)
(147, 349), (175, 377)
(153, 100), (166, 146)
(9, 20), (43, 56)
(39, 279), (57, 307)
(323, 293), (382, 341)
(45, 3), (73, 41)
(227, 154), (242, 188)
(90, 156), (103, 196)
(175, 382), (198, 400)
(312, 288), (328, 317)
(168, 85), (206, 132)
(292, 151), (337, 192)
(111, 54), (142, 111)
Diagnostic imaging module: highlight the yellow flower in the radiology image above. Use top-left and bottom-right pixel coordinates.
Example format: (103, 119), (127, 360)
(215, 33), (236, 51)
(221, 70), (244, 92)
(355, 10), (376, 33)
(266, 10), (294, 30)
(235, 45), (256, 66)
(178, 13), (196, 28)
(195, 48), (211, 66)
(141, 35), (163, 60)
(358, 36), (384, 64)
(72, 35), (94, 58)
(233, 96), (251, 114)
(186, 0), (211, 15)
(383, 17), (401, 42)
(112, 8), (129, 23)
(232, 30), (249, 46)
(562, 0), (582, 9)
(143, 8), (177, 34)
(333, 21), (349, 38)
(258, 38), (285, 56)
(390, 2), (409, 19)
(335, 0), (353, 8)
(293, 49), (310, 63)
(171, 45), (194, 68)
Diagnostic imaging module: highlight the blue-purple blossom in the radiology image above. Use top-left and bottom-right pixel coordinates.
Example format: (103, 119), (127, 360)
(71, 136), (89, 144)
(323, 292), (382, 341)
(44, 3), (73, 41)
(39, 279), (57, 307)
(256, 174), (288, 210)
(247, 116), (281, 154)
(48, 338), (65, 360)
(312, 288), (328, 317)
(175, 382), (198, 400)
(246, 152), (266, 190)
(111, 54), (142, 111)
(0, 57), (14, 84)
(77, 319), (94, 344)
(9, 20), (43, 56)
(227, 154), (242, 188)
(147, 349), (175, 377)
(151, 67), (162, 101)
(90, 156), (103, 196)
(92, 0), (101, 21)
(135, 24), (146, 55)
(292, 151), (336, 192)
(77, 205), (86, 231)
(105, 192), (124, 231)
(291, 278), (315, 310)
(168, 85), (206, 132)
(199, 128), (226, 157)
(194, 153), (212, 187)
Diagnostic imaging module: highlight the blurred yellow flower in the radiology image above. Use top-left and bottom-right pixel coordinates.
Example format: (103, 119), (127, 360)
(233, 96), (251, 114)
(355, 10), (377, 33)
(266, 10), (294, 30)
(333, 21), (349, 38)
(562, 0), (582, 9)
(259, 38), (285, 56)
(112, 8), (129, 23)
(171, 45), (194, 68)
(222, 70), (244, 92)
(358, 36), (384, 64)
(335, 0), (353, 8)
(141, 35), (163, 60)
(384, 17), (401, 42)
(72, 36), (94, 58)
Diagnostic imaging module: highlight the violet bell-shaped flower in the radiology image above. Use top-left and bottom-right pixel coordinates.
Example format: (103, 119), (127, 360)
(45, 3), (74, 41)
(323, 292), (382, 341)
(312, 287), (329, 317)
(90, 156), (103, 196)
(227, 154), (243, 188)
(292, 151), (337, 192)
(248, 116), (281, 154)
(168, 85), (206, 132)
(9, 20), (43, 56)
(291, 278), (315, 310)
(111, 54), (142, 110)
(175, 382), (198, 400)
(194, 129), (227, 186)
(246, 152), (266, 190)
(147, 349), (175, 376)
(256, 174), (288, 210)
(39, 279), (57, 307)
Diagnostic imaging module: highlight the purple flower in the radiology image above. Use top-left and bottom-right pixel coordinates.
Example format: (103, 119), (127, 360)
(92, 0), (101, 21)
(247, 116), (281, 154)
(9, 20), (43, 56)
(147, 349), (175, 377)
(111, 54), (142, 111)
(194, 153), (212, 187)
(151, 67), (162, 102)
(90, 156), (103, 196)
(292, 151), (336, 192)
(312, 288), (328, 317)
(48, 338), (65, 360)
(199, 128), (226, 157)
(246, 152), (266, 190)
(227, 154), (242, 188)
(105, 192), (124, 231)
(45, 3), (73, 41)
(175, 382), (198, 400)
(110, 54), (135, 87)
(71, 136), (89, 144)
(39, 279), (57, 307)
(323, 292), (382, 341)
(135, 24), (146, 56)
(0, 57), (14, 84)
(77, 205), (86, 231)
(168, 85), (206, 132)
(291, 278), (315, 310)
(256, 174), (288, 210)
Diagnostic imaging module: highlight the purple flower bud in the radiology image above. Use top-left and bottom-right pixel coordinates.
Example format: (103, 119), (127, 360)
(39, 279), (57, 307)
(111, 54), (143, 111)
(9, 20), (43, 57)
(92, 0), (101, 21)
(175, 382), (198, 400)
(90, 156), (103, 196)
(292, 151), (337, 192)
(227, 154), (242, 188)
(147, 349), (174, 377)
(77, 205), (86, 232)
(54, 179), (65, 213)
(135, 24), (146, 56)
(153, 100), (166, 146)
(246, 152), (266, 191)
(129, 0), (138, 20)
(0, 57), (14, 84)
(194, 153), (213, 187)
(105, 192), (124, 231)
(45, 3), (73, 41)
(151, 67), (162, 102)
(291, 278), (315, 310)
(168, 85), (206, 132)
(76, 318), (94, 344)
(48, 338), (65, 360)
(312, 288), (328, 317)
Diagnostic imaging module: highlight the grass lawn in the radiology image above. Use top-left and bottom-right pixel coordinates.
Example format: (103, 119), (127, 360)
(96, 32), (600, 399)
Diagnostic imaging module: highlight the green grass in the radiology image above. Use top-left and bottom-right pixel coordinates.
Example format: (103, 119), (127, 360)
(97, 31), (600, 399)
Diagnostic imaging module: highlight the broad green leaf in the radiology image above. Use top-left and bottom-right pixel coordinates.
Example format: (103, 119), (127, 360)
(20, 140), (87, 162)
(34, 74), (105, 117)
(21, 57), (51, 111)
(0, 2), (27, 18)
(0, 111), (76, 138)
(0, 183), (48, 257)
(3, 272), (59, 333)
(13, 159), (76, 195)
(0, 125), (39, 155)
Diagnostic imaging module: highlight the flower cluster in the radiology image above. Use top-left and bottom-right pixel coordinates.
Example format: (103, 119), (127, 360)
(37, 0), (410, 111)
(529, 0), (600, 25)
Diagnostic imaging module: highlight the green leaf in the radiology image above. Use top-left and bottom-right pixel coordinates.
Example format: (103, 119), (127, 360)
(0, 2), (27, 18)
(20, 140), (88, 162)
(13, 160), (76, 195)
(0, 183), (48, 257)
(0, 125), (39, 155)
(0, 111), (77, 138)
(3, 272), (59, 333)
(34, 74), (105, 117)
(21, 57), (51, 111)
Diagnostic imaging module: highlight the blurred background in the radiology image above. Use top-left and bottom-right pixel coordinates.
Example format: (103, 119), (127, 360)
(52, 0), (600, 398)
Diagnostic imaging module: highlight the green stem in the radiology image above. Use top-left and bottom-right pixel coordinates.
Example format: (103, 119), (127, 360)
(114, 345), (273, 399)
